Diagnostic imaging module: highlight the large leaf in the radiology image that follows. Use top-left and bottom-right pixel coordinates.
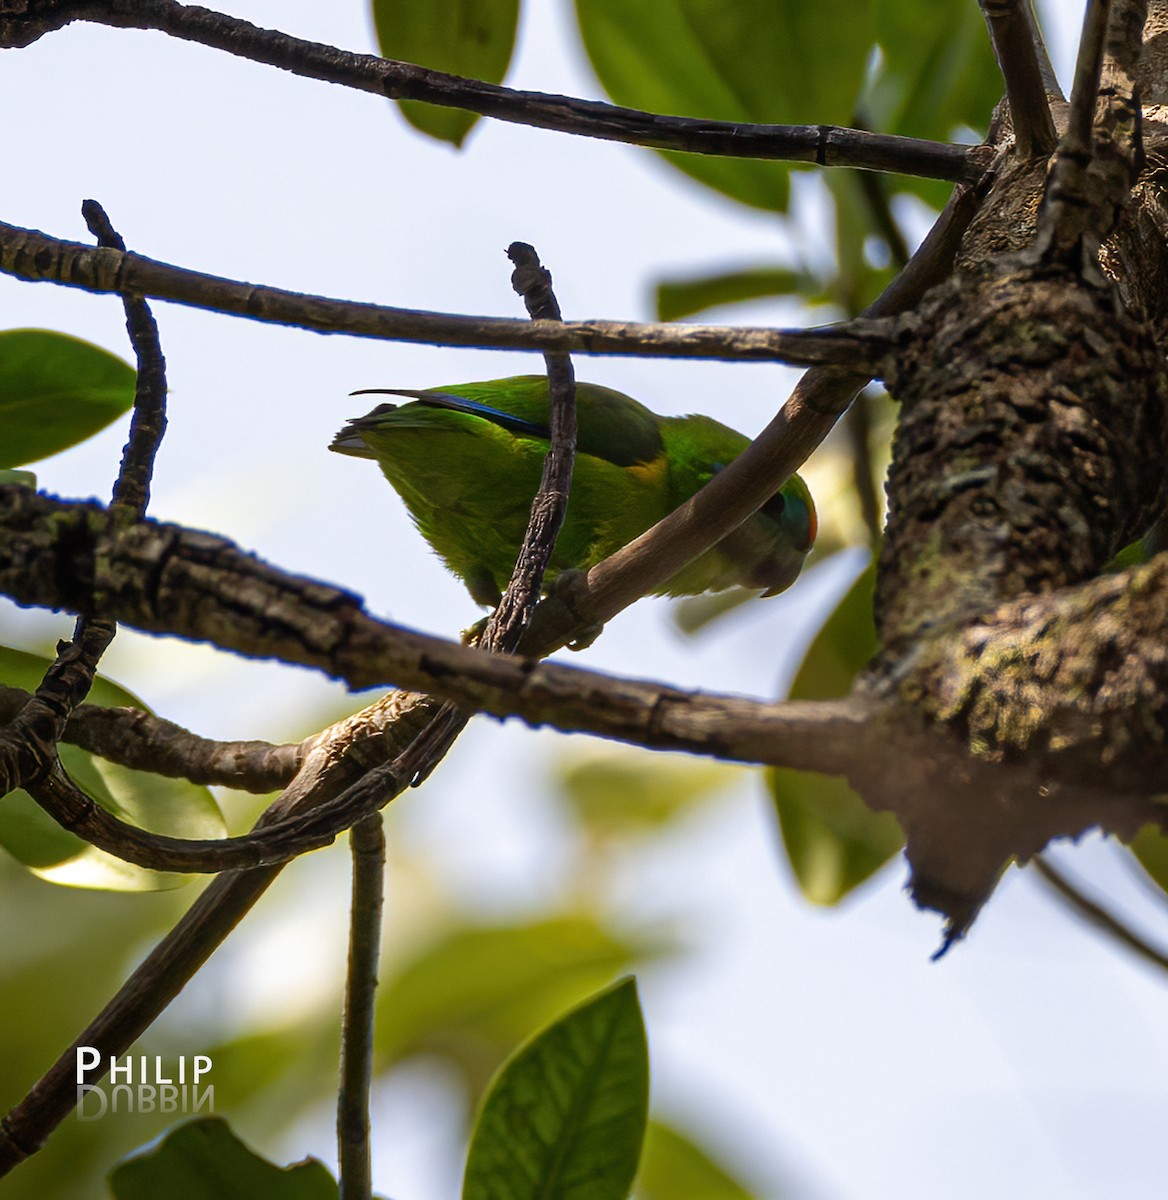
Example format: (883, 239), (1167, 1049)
(868, 0), (1001, 142)
(0, 329), (136, 467)
(109, 1117), (338, 1200)
(462, 977), (649, 1200)
(575, 0), (873, 212)
(768, 560), (904, 904)
(373, 0), (520, 146)
(864, 0), (1002, 206)
(376, 915), (671, 1097)
(0, 646), (225, 890)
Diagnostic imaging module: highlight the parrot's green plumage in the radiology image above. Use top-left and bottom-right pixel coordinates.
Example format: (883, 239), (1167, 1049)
(331, 376), (816, 607)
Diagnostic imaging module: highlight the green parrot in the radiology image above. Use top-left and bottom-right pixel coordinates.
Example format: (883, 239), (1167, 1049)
(330, 376), (816, 607)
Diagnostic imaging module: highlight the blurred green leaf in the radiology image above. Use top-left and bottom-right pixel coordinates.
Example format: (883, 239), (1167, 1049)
(377, 915), (671, 1098)
(634, 1120), (757, 1200)
(463, 977), (649, 1200)
(770, 768), (902, 905)
(109, 1117), (338, 1200)
(373, 0), (519, 146)
(0, 646), (225, 890)
(826, 172), (895, 314)
(0, 468), (36, 486)
(864, 0), (1001, 207)
(1128, 823), (1168, 895)
(768, 561), (903, 903)
(0, 329), (135, 467)
(788, 559), (878, 702)
(557, 748), (736, 839)
(574, 0), (872, 212)
(655, 266), (816, 321)
(868, 0), (1000, 141)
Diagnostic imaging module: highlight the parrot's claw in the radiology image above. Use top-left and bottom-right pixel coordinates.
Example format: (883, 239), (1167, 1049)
(567, 623), (604, 651)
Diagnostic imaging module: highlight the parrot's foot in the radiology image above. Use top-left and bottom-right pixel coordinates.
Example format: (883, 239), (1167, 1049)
(461, 617), (488, 646)
(566, 623), (604, 651)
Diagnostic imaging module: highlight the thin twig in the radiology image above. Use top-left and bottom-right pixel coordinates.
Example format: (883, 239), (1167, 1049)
(81, 199), (168, 518)
(0, 201), (171, 804)
(337, 814), (385, 1200)
(1032, 854), (1168, 975)
(481, 243), (578, 654)
(1034, 0), (1146, 272)
(0, 0), (985, 183)
(0, 686), (301, 791)
(979, 0), (1059, 156)
(0, 220), (893, 368)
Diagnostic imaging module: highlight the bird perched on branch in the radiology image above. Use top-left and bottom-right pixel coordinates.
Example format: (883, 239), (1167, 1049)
(331, 375), (816, 607)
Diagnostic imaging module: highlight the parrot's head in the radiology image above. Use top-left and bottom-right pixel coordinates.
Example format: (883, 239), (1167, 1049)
(749, 473), (818, 596)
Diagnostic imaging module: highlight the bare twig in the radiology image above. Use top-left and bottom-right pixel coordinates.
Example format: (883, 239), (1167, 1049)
(0, 0), (985, 184)
(81, 199), (168, 518)
(0, 686), (301, 791)
(979, 0), (1059, 156)
(337, 814), (385, 1200)
(1035, 0), (1146, 271)
(1033, 854), (1168, 974)
(481, 244), (578, 653)
(0, 220), (893, 368)
(0, 201), (171, 807)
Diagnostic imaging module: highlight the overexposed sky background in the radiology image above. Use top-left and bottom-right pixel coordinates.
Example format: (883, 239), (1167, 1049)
(4, 3), (1168, 1198)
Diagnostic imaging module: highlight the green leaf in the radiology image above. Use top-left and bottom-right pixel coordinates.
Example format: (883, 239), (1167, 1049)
(0, 329), (135, 467)
(868, 0), (1000, 142)
(575, 0), (873, 213)
(0, 468), (36, 487)
(864, 0), (1001, 206)
(767, 560), (903, 903)
(769, 768), (903, 905)
(557, 748), (736, 839)
(634, 1120), (756, 1200)
(373, 0), (520, 146)
(109, 1117), (338, 1200)
(0, 646), (225, 890)
(788, 559), (878, 702)
(1128, 823), (1168, 895)
(377, 916), (671, 1097)
(463, 977), (649, 1200)
(655, 266), (816, 321)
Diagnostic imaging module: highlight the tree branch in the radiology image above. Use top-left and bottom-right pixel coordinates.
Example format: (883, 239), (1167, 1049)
(1034, 0), (1146, 272)
(0, 686), (302, 791)
(0, 0), (987, 184)
(337, 813), (385, 1200)
(979, 0), (1059, 156)
(1032, 854), (1168, 974)
(0, 487), (876, 773)
(0, 219), (893, 368)
(480, 243), (578, 653)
